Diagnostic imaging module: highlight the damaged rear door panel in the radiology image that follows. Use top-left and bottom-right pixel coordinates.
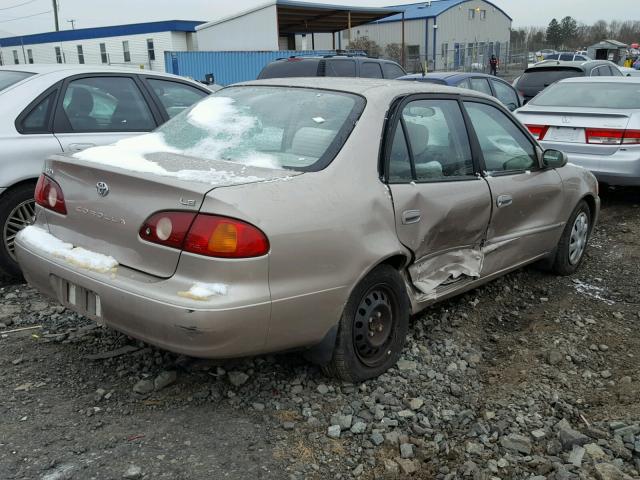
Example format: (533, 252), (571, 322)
(384, 96), (492, 300)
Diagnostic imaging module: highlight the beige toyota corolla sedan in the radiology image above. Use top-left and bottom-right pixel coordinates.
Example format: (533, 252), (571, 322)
(15, 78), (599, 382)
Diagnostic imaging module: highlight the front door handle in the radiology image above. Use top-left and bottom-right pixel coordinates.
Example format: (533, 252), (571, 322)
(68, 143), (96, 152)
(401, 209), (421, 225)
(496, 195), (513, 208)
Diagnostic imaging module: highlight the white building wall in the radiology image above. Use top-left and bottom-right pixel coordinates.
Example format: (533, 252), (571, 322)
(0, 31), (191, 72)
(196, 5), (279, 51)
(434, 0), (511, 70)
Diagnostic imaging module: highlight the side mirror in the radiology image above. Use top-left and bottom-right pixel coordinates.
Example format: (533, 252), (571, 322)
(507, 102), (517, 111)
(542, 149), (568, 169)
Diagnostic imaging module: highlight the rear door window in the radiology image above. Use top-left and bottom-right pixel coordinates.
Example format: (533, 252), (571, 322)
(20, 91), (56, 133)
(360, 62), (383, 78)
(469, 78), (492, 96)
(147, 78), (208, 118)
(399, 99), (475, 181)
(382, 62), (406, 79)
(60, 76), (156, 132)
(490, 79), (519, 110)
(326, 60), (356, 77)
(456, 78), (471, 89)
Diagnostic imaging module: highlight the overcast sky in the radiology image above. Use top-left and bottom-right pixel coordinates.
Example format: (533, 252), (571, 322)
(0, 0), (636, 37)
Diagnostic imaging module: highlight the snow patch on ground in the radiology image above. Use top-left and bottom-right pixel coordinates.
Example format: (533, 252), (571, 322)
(572, 279), (615, 305)
(178, 282), (228, 301)
(18, 226), (118, 273)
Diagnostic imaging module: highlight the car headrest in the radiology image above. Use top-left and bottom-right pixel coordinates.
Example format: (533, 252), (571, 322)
(290, 127), (335, 159)
(403, 120), (429, 156)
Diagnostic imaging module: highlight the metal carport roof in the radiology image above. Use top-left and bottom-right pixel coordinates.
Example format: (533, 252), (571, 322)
(275, 0), (404, 34)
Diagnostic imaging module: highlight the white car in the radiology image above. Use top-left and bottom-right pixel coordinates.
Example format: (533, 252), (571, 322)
(0, 65), (212, 276)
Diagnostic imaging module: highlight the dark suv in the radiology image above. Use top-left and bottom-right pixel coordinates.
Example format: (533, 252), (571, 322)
(514, 60), (623, 103)
(258, 55), (406, 80)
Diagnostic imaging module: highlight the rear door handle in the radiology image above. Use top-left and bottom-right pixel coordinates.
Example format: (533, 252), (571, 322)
(68, 143), (96, 152)
(401, 209), (421, 224)
(496, 195), (513, 208)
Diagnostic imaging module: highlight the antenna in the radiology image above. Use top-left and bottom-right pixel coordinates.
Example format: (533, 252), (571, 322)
(67, 19), (76, 29)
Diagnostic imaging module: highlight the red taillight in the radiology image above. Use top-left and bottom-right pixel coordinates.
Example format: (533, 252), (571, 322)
(34, 174), (67, 214)
(139, 211), (196, 249)
(622, 129), (640, 145)
(184, 215), (269, 258)
(140, 212), (269, 258)
(526, 124), (549, 141)
(585, 128), (624, 145)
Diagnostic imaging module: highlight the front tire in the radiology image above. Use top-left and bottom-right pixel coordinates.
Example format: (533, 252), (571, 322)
(323, 265), (410, 382)
(552, 200), (591, 276)
(0, 183), (37, 278)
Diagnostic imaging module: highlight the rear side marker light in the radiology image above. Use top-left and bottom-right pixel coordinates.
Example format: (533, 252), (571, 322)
(622, 129), (640, 145)
(35, 174), (67, 215)
(525, 124), (549, 141)
(140, 212), (269, 259)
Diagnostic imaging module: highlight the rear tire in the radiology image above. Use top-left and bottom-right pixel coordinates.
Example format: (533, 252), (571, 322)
(323, 265), (410, 382)
(0, 183), (37, 278)
(552, 200), (591, 276)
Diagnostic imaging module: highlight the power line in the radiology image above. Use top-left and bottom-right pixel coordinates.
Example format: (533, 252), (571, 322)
(0, 10), (51, 23)
(0, 0), (37, 11)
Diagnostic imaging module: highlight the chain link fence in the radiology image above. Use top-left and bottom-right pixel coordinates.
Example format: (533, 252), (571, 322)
(380, 44), (529, 77)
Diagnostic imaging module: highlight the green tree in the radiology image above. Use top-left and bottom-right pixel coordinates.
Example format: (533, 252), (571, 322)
(560, 16), (578, 47)
(546, 18), (562, 49)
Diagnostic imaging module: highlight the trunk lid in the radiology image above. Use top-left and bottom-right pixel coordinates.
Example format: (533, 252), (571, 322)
(44, 152), (296, 278)
(517, 106), (632, 155)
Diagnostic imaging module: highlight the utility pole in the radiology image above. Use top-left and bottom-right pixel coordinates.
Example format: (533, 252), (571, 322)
(67, 19), (76, 30)
(52, 0), (59, 31)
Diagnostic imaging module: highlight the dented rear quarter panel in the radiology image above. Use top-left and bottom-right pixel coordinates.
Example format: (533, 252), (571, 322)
(199, 92), (411, 351)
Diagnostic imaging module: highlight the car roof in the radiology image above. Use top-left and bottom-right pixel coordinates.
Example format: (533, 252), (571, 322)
(0, 64), (197, 80)
(273, 55), (397, 64)
(238, 77), (492, 101)
(529, 60), (612, 70)
(399, 72), (508, 83)
(557, 76), (640, 84)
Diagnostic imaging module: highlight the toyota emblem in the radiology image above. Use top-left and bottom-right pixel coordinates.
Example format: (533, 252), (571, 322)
(96, 181), (109, 197)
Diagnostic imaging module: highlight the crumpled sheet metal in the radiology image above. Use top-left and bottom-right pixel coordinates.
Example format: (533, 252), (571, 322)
(409, 248), (484, 298)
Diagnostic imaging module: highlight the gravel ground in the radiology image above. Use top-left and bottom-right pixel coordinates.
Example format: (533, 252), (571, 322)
(1, 187), (640, 480)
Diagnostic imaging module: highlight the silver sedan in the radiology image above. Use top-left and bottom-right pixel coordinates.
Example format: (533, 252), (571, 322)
(515, 77), (640, 186)
(0, 65), (211, 276)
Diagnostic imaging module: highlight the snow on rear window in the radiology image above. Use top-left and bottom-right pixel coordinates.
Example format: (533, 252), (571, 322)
(75, 87), (362, 174)
(18, 226), (118, 273)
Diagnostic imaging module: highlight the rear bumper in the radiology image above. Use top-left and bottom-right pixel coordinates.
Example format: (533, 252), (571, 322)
(15, 237), (272, 359)
(541, 142), (640, 186)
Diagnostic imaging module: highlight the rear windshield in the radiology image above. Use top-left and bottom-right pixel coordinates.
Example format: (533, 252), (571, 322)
(519, 68), (583, 88)
(531, 82), (640, 109)
(0, 71), (34, 92)
(258, 60), (320, 79)
(155, 86), (365, 171)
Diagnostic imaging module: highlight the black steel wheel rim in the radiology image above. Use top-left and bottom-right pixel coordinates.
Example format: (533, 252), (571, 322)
(353, 283), (397, 368)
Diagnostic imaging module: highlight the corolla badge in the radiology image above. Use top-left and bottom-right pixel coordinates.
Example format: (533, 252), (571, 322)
(96, 181), (109, 197)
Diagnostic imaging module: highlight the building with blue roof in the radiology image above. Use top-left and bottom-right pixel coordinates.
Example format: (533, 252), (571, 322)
(337, 0), (513, 72)
(0, 20), (204, 72)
